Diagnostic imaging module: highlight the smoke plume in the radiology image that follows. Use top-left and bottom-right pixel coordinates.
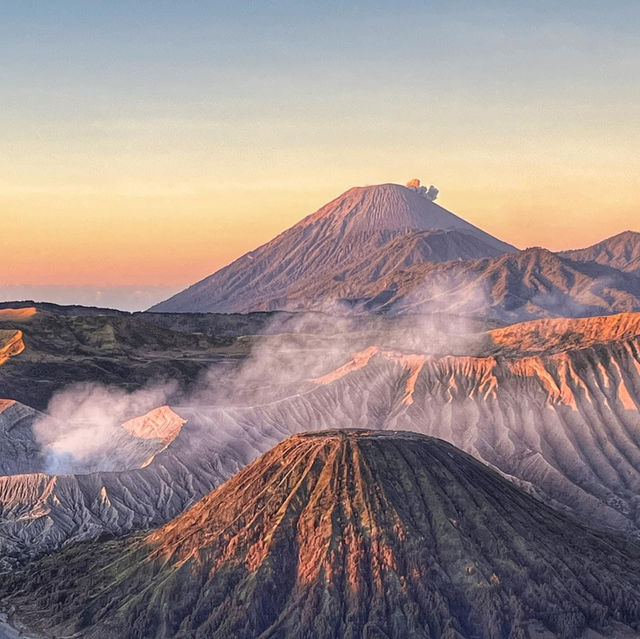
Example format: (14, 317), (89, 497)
(405, 178), (438, 201)
(30, 302), (490, 475)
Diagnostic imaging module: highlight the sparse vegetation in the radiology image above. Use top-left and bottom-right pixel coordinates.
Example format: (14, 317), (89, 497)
(3, 431), (640, 638)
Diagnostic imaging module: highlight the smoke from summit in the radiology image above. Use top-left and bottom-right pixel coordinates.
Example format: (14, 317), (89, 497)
(406, 178), (438, 201)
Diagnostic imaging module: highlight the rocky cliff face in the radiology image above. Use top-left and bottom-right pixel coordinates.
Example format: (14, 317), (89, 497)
(0, 330), (24, 367)
(4, 431), (640, 639)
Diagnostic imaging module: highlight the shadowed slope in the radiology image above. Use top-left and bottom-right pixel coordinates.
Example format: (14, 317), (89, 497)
(4, 431), (640, 639)
(0, 309), (239, 410)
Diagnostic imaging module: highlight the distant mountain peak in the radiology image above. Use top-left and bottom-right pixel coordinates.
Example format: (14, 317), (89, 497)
(300, 182), (460, 235)
(151, 181), (515, 313)
(615, 229), (640, 239)
(568, 229), (640, 249)
(560, 229), (640, 276)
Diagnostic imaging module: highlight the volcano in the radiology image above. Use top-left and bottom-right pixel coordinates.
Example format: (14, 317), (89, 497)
(150, 182), (516, 313)
(5, 430), (640, 639)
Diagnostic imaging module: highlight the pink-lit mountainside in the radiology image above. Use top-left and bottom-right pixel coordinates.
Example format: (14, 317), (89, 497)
(151, 181), (517, 314)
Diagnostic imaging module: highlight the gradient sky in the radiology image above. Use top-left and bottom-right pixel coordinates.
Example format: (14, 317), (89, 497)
(2, 1), (639, 310)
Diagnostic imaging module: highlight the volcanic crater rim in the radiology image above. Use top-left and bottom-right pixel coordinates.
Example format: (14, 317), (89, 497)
(295, 428), (437, 442)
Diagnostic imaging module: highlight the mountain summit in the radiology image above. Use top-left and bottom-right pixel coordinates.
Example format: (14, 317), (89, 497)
(151, 182), (516, 313)
(559, 230), (640, 276)
(6, 430), (640, 638)
(293, 183), (509, 243)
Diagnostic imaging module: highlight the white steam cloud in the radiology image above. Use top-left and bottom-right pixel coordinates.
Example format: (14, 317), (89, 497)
(30, 303), (490, 477)
(34, 381), (178, 474)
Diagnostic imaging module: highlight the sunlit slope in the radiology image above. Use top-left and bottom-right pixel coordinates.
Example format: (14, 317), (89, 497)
(2, 310), (640, 565)
(487, 312), (640, 354)
(0, 308), (37, 321)
(0, 330), (24, 366)
(5, 431), (640, 639)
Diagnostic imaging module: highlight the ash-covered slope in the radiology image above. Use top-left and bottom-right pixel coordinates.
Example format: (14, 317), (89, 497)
(3, 312), (640, 566)
(5, 431), (640, 639)
(0, 403), (227, 568)
(0, 400), (185, 477)
(560, 231), (640, 276)
(0, 396), (233, 568)
(0, 400), (48, 475)
(151, 182), (515, 313)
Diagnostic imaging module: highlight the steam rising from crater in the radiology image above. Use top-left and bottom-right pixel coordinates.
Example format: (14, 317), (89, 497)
(31, 303), (486, 475)
(34, 381), (178, 474)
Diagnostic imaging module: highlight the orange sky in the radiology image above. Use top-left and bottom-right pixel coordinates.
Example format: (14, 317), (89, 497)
(3, 170), (638, 289)
(2, 3), (639, 297)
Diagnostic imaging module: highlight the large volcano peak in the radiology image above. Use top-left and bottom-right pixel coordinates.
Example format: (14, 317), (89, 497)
(300, 181), (448, 234)
(151, 181), (515, 313)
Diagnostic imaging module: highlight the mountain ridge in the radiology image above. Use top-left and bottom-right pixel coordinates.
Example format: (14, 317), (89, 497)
(559, 230), (640, 276)
(150, 183), (640, 320)
(273, 246), (640, 321)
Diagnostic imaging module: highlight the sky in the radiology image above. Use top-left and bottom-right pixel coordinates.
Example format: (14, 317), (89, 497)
(1, 1), (639, 310)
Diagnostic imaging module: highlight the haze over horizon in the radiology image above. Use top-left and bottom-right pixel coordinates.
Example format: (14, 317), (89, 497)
(2, 1), (639, 310)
